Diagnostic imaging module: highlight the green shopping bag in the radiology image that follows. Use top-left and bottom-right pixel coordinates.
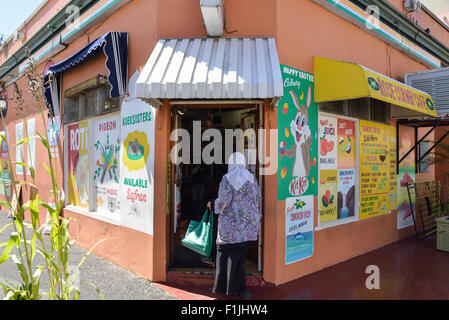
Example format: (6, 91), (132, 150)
(181, 208), (214, 257)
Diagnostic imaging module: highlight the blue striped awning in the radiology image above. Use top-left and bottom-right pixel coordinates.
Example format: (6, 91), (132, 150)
(43, 31), (128, 117)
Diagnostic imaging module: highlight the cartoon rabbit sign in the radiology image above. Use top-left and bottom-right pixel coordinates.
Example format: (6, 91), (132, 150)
(281, 86), (313, 177)
(278, 65), (318, 200)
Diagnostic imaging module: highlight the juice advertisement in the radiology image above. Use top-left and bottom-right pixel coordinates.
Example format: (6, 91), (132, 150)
(319, 169), (338, 222)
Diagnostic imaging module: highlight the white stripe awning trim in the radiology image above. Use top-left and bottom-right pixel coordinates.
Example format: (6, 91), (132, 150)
(136, 37), (283, 100)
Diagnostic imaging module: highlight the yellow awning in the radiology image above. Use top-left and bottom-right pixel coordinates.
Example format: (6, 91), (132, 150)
(314, 57), (437, 117)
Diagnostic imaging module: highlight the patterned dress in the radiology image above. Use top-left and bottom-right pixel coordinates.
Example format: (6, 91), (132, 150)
(213, 176), (262, 245)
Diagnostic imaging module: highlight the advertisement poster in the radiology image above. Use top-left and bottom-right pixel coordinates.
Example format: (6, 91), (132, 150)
(119, 70), (155, 235)
(338, 169), (355, 219)
(0, 129), (10, 196)
(1, 126), (9, 159)
(319, 116), (337, 170)
(27, 118), (36, 175)
(389, 128), (398, 210)
(337, 119), (356, 219)
(319, 117), (355, 223)
(15, 122), (24, 175)
(0, 159), (11, 197)
(285, 195), (314, 264)
(93, 115), (121, 220)
(319, 169), (338, 222)
(359, 120), (390, 220)
(67, 121), (89, 209)
(47, 117), (61, 159)
(397, 130), (415, 230)
(278, 65), (318, 200)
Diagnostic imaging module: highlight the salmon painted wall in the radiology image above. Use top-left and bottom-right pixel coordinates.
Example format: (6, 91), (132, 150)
(388, 0), (449, 49)
(1, 0), (445, 285)
(263, 0), (436, 285)
(0, 0), (72, 66)
(60, 0), (160, 280)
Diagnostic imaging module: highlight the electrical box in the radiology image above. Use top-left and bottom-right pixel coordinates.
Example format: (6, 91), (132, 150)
(436, 216), (449, 252)
(404, 0), (421, 12)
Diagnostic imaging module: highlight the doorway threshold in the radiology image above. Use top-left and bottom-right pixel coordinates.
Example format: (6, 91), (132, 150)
(166, 269), (267, 287)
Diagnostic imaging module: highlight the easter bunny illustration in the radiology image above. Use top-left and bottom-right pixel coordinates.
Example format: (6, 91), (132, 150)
(280, 85), (313, 177)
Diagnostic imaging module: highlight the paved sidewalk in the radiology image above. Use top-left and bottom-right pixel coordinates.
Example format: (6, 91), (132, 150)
(155, 234), (449, 300)
(2, 210), (448, 300)
(0, 212), (176, 300)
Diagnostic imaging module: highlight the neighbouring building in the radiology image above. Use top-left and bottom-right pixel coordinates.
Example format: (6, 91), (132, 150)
(0, 0), (448, 286)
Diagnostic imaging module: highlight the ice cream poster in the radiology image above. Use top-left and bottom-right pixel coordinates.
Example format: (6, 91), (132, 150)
(397, 130), (415, 230)
(359, 120), (390, 220)
(119, 70), (156, 235)
(67, 121), (89, 209)
(93, 115), (121, 220)
(278, 65), (318, 200)
(319, 169), (338, 222)
(285, 195), (314, 264)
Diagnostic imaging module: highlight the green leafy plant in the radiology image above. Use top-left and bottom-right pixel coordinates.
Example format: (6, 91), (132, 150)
(0, 48), (104, 300)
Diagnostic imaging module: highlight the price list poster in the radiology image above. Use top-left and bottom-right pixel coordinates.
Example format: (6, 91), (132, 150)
(359, 120), (390, 220)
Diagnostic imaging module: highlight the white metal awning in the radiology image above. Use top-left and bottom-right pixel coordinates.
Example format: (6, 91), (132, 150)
(135, 37), (283, 101)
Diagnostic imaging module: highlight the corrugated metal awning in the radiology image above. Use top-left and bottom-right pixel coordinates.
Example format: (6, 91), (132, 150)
(135, 38), (283, 100)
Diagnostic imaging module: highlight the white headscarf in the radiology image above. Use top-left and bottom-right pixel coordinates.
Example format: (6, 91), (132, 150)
(225, 152), (254, 191)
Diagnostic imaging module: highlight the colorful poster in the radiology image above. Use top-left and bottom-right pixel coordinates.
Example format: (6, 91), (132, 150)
(0, 159), (11, 197)
(338, 169), (355, 219)
(27, 118), (36, 175)
(389, 128), (398, 210)
(15, 122), (24, 175)
(359, 120), (390, 220)
(337, 119), (355, 169)
(319, 169), (338, 222)
(47, 117), (61, 159)
(319, 116), (337, 170)
(119, 70), (155, 235)
(93, 115), (121, 220)
(278, 65), (318, 200)
(0, 126), (11, 196)
(285, 195), (314, 264)
(337, 119), (356, 220)
(1, 126), (9, 159)
(397, 130), (415, 230)
(67, 121), (89, 209)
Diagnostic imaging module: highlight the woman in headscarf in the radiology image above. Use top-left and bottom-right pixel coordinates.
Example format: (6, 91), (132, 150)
(207, 152), (262, 300)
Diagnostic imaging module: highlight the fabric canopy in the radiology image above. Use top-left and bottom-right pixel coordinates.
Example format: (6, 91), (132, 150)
(314, 56), (437, 118)
(43, 31), (128, 117)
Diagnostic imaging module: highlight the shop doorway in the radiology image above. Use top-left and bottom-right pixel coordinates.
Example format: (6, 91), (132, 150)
(169, 104), (262, 274)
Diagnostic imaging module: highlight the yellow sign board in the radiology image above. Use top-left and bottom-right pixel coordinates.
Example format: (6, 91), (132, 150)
(314, 57), (437, 117)
(359, 120), (391, 220)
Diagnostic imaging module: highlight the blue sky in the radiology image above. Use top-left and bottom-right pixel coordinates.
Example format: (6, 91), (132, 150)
(0, 0), (43, 41)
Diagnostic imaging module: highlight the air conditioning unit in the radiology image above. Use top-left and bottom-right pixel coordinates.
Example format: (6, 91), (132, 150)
(404, 0), (421, 12)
